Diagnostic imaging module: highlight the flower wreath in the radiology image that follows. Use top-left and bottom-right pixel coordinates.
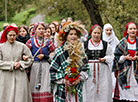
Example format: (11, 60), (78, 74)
(57, 21), (86, 47)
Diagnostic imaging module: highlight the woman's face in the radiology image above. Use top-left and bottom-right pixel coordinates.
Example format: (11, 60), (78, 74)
(29, 28), (34, 37)
(19, 27), (27, 37)
(127, 24), (137, 38)
(7, 31), (17, 44)
(35, 24), (45, 38)
(53, 22), (59, 30)
(66, 29), (78, 42)
(44, 28), (51, 39)
(49, 24), (56, 33)
(105, 27), (112, 36)
(91, 27), (101, 42)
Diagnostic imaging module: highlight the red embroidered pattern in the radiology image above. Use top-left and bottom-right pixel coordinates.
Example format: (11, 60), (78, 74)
(90, 39), (101, 47)
(127, 37), (136, 44)
(35, 36), (44, 47)
(32, 92), (53, 102)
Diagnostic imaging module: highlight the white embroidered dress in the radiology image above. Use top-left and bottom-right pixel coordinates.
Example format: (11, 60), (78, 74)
(83, 40), (114, 102)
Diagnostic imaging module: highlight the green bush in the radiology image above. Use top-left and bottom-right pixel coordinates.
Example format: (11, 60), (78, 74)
(11, 7), (37, 26)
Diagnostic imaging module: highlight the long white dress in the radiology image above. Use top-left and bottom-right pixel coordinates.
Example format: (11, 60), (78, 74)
(83, 40), (114, 102)
(0, 41), (33, 102)
(102, 24), (120, 98)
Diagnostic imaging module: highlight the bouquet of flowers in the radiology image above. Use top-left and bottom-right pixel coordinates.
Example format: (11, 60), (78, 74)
(65, 66), (80, 95)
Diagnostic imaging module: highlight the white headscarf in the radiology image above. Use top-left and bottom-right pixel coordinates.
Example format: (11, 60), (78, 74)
(102, 24), (119, 52)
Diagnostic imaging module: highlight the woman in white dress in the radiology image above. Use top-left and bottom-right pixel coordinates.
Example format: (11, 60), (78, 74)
(113, 22), (138, 101)
(102, 23), (120, 98)
(0, 26), (33, 102)
(83, 24), (114, 102)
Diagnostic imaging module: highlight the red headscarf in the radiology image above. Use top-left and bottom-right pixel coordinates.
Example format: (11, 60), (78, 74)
(89, 24), (100, 35)
(0, 26), (18, 43)
(123, 22), (138, 37)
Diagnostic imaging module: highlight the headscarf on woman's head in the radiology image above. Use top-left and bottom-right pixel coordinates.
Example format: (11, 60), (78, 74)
(103, 23), (113, 32)
(123, 22), (138, 37)
(102, 23), (119, 52)
(102, 23), (116, 42)
(0, 26), (18, 43)
(88, 24), (101, 40)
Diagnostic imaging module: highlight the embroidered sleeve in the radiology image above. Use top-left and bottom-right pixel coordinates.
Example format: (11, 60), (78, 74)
(26, 39), (32, 50)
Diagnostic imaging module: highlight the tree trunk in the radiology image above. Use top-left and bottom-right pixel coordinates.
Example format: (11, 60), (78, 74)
(82, 0), (103, 27)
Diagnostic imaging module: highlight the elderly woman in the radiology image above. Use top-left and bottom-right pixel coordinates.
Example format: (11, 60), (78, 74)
(113, 22), (138, 101)
(0, 26), (33, 102)
(26, 22), (55, 102)
(83, 24), (114, 102)
(50, 21), (89, 102)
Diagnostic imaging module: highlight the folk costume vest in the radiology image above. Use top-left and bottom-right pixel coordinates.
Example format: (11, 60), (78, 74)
(84, 40), (107, 60)
(31, 37), (49, 61)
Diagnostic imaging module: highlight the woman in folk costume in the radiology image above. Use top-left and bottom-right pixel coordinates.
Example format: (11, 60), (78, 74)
(26, 22), (56, 102)
(83, 24), (114, 102)
(113, 22), (138, 101)
(0, 26), (33, 102)
(102, 23), (120, 98)
(50, 21), (89, 102)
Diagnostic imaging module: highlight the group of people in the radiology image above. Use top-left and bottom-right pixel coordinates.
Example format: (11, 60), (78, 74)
(0, 17), (138, 102)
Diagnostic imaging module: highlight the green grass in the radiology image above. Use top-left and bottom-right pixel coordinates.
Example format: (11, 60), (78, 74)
(0, 7), (67, 30)
(12, 7), (37, 26)
(0, 7), (37, 29)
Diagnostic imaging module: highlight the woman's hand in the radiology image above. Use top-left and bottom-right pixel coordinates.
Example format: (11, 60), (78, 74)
(72, 78), (80, 86)
(14, 62), (21, 69)
(99, 58), (106, 62)
(37, 54), (44, 60)
(49, 52), (55, 57)
(64, 79), (71, 85)
(23, 55), (29, 61)
(131, 55), (138, 61)
(125, 54), (134, 61)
